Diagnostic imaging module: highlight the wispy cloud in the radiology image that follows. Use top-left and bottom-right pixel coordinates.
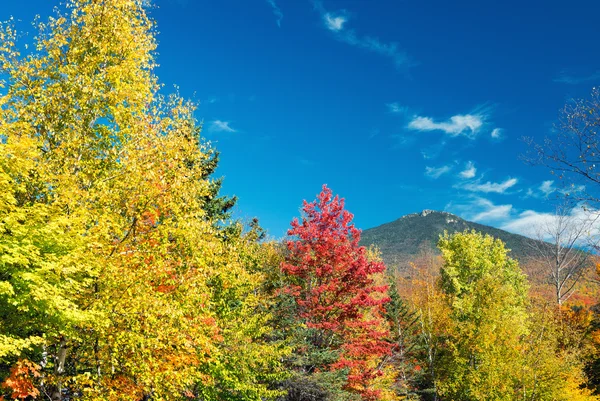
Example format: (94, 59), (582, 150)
(491, 128), (503, 139)
(312, 1), (412, 69)
(341, 34), (411, 69)
(408, 114), (485, 138)
(471, 198), (513, 222)
(446, 197), (512, 223)
(425, 165), (452, 179)
(386, 102), (408, 114)
(561, 184), (585, 196)
(324, 12), (346, 31)
(525, 180), (585, 199)
(208, 120), (237, 133)
(266, 0), (283, 27)
(463, 177), (518, 194)
(554, 70), (600, 85)
(459, 161), (477, 179)
(539, 180), (556, 197)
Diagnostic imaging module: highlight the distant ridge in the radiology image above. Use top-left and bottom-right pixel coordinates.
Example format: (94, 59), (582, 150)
(360, 210), (537, 268)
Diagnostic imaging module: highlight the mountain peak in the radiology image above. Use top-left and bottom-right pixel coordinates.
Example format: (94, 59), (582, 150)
(361, 211), (535, 269)
(420, 209), (460, 218)
(401, 210), (460, 220)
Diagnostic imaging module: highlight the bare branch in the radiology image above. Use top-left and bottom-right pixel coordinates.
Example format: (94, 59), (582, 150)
(525, 203), (599, 305)
(523, 88), (600, 204)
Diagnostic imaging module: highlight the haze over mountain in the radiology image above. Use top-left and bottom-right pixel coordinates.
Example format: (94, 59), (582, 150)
(360, 210), (538, 268)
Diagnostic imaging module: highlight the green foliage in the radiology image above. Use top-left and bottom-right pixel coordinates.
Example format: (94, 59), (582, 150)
(434, 231), (599, 401)
(2, 1), (600, 400)
(438, 230), (528, 313)
(198, 147), (238, 236)
(360, 210), (539, 269)
(383, 278), (422, 399)
(437, 231), (530, 400)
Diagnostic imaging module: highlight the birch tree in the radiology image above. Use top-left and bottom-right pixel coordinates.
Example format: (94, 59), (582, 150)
(527, 204), (599, 305)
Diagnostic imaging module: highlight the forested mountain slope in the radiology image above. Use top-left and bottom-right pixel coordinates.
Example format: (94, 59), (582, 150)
(360, 210), (538, 268)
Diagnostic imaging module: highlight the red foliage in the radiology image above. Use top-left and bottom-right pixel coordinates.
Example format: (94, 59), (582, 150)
(282, 185), (393, 400)
(2, 360), (40, 400)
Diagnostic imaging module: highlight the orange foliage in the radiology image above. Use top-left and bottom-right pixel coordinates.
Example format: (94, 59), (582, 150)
(1, 360), (41, 400)
(101, 375), (144, 401)
(560, 304), (593, 329)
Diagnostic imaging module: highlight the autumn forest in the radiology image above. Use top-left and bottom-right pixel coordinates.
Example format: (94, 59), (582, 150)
(2, 1), (600, 401)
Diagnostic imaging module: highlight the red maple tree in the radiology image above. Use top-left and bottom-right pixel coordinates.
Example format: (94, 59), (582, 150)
(281, 185), (392, 400)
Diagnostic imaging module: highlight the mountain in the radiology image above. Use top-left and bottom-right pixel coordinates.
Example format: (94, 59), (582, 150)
(360, 210), (537, 268)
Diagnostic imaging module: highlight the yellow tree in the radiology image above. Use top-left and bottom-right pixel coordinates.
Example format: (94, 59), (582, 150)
(521, 299), (599, 401)
(437, 231), (530, 400)
(437, 231), (599, 401)
(0, 1), (286, 399)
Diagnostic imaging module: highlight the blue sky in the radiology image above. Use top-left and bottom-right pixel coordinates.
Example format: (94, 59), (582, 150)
(3, 0), (600, 238)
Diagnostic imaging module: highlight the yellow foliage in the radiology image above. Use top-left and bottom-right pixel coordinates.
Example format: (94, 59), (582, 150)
(0, 1), (287, 399)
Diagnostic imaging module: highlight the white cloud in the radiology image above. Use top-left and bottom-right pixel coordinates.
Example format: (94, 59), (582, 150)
(446, 197), (513, 223)
(501, 207), (600, 241)
(491, 128), (503, 139)
(471, 198), (513, 222)
(345, 34), (411, 69)
(408, 114), (484, 138)
(208, 120), (237, 133)
(386, 102), (408, 114)
(464, 178), (518, 194)
(526, 181), (585, 199)
(425, 165), (452, 179)
(313, 1), (411, 69)
(501, 210), (556, 236)
(459, 161), (477, 179)
(448, 197), (600, 245)
(324, 13), (346, 31)
(266, 0), (283, 27)
(539, 180), (556, 197)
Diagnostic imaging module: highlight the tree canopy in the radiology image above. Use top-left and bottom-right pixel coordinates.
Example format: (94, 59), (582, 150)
(2, 1), (600, 401)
